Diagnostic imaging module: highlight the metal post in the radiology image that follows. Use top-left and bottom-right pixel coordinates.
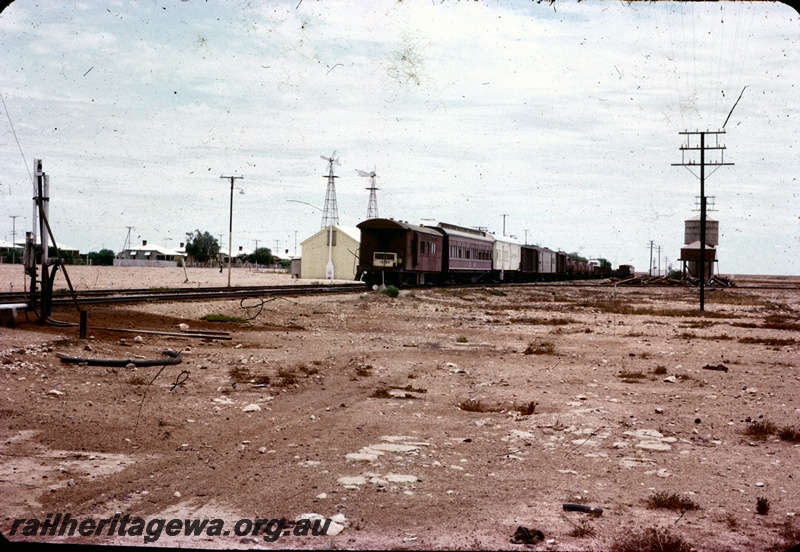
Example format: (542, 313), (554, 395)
(42, 174), (50, 267)
(699, 132), (706, 310)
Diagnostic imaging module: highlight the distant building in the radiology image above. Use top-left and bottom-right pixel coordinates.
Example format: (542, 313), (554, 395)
(299, 226), (360, 280)
(115, 240), (185, 267)
(219, 245), (253, 267)
(0, 239), (22, 260)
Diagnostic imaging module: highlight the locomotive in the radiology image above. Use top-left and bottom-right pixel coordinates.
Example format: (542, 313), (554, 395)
(355, 218), (633, 287)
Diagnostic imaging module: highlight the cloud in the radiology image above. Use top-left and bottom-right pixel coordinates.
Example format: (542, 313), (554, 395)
(0, 0), (797, 274)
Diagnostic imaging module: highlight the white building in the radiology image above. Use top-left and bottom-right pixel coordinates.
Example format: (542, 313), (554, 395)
(115, 240), (185, 267)
(218, 245), (253, 267)
(299, 226), (360, 280)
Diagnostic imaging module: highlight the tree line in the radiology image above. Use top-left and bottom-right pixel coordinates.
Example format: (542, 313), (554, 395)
(2, 229), (278, 266)
(184, 230), (274, 265)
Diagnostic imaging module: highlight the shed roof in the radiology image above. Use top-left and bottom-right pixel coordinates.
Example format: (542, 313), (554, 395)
(300, 225), (360, 246)
(122, 243), (183, 256)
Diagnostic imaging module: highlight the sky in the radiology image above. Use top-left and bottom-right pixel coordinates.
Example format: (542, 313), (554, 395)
(1, 0), (798, 275)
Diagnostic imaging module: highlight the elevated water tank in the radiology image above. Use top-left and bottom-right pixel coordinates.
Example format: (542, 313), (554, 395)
(684, 215), (719, 247)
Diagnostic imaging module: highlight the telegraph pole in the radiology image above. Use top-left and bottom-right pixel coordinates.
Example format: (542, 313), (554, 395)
(220, 175), (243, 288)
(9, 215), (19, 264)
(648, 241), (654, 277)
(254, 240), (259, 270)
(501, 214), (509, 237)
(673, 130), (733, 311)
(657, 245), (661, 277)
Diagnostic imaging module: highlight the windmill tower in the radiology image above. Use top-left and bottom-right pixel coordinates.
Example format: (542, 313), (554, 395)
(320, 151), (340, 230)
(356, 166), (380, 219)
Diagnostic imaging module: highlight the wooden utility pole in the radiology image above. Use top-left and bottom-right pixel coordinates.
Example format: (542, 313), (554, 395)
(9, 215), (19, 264)
(220, 175), (243, 288)
(673, 130), (733, 311)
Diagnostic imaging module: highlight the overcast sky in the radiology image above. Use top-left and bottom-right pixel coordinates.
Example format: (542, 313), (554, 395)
(1, 0), (798, 275)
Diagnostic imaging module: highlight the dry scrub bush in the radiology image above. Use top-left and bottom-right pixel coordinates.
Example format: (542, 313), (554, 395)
(646, 491), (699, 511)
(744, 419), (778, 440)
(523, 341), (555, 355)
(610, 526), (693, 552)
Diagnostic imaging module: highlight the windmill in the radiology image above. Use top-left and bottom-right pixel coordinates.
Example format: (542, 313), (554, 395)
(320, 151), (340, 230)
(356, 166), (380, 219)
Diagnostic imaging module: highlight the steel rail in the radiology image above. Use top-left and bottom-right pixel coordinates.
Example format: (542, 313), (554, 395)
(1, 280), (796, 306)
(44, 283), (368, 306)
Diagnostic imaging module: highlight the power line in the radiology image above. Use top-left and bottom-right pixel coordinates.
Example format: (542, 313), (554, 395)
(0, 94), (31, 182)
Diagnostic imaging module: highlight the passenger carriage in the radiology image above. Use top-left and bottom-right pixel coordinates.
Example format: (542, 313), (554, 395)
(356, 218), (443, 286)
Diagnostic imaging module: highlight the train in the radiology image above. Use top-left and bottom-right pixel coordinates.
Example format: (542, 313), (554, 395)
(355, 218), (634, 287)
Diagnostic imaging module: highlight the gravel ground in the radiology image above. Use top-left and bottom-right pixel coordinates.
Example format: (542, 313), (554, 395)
(1, 266), (799, 550)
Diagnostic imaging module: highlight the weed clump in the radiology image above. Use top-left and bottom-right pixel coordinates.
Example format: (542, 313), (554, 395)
(228, 366), (270, 385)
(202, 313), (247, 323)
(458, 398), (536, 415)
(355, 365), (373, 377)
(738, 337), (796, 346)
(744, 419), (777, 440)
(379, 285), (399, 298)
(778, 425), (800, 442)
(610, 526), (693, 552)
(276, 366), (298, 386)
(646, 491), (699, 511)
(617, 370), (648, 383)
(459, 399), (503, 413)
(511, 316), (575, 326)
(756, 497), (770, 515)
(516, 401), (537, 416)
(523, 341), (555, 355)
(371, 387), (392, 399)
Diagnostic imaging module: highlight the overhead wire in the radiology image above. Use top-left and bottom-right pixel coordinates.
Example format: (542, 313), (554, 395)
(1, 93), (32, 186)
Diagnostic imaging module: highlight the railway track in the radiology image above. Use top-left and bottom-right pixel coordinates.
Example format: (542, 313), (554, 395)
(1, 278), (795, 308)
(0, 283), (369, 306)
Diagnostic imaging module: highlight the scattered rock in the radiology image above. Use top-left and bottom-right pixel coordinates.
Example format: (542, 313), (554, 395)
(385, 473), (418, 483)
